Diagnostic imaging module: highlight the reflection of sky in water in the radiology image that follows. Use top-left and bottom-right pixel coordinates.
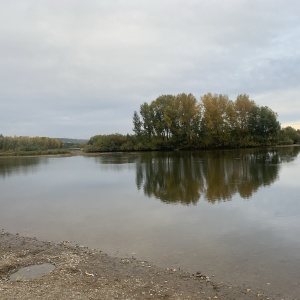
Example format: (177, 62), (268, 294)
(1, 149), (300, 298)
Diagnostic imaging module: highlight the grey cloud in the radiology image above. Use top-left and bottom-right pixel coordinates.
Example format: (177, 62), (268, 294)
(1, 0), (300, 137)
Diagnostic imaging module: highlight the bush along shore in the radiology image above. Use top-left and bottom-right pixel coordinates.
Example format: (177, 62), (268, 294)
(0, 232), (272, 300)
(0, 149), (71, 157)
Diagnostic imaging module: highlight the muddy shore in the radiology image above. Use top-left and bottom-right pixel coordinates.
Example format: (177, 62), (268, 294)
(0, 232), (276, 300)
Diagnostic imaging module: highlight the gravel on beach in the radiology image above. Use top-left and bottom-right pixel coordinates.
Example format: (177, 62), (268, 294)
(0, 232), (273, 300)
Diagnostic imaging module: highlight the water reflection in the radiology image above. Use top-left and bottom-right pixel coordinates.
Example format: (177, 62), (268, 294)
(1, 148), (300, 298)
(92, 153), (138, 165)
(135, 147), (300, 204)
(0, 157), (48, 178)
(92, 153), (137, 172)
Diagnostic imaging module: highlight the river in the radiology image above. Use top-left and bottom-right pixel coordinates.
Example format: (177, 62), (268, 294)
(1, 147), (300, 298)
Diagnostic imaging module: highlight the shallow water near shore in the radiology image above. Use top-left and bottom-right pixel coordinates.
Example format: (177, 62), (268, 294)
(9, 263), (56, 281)
(1, 147), (300, 298)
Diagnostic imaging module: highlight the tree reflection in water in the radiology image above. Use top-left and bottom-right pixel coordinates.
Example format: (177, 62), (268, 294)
(0, 157), (48, 179)
(135, 147), (300, 205)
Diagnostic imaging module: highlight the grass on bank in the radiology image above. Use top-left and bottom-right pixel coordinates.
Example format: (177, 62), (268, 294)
(0, 149), (71, 157)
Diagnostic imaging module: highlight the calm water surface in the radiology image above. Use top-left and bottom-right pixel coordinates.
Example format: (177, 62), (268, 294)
(1, 147), (300, 298)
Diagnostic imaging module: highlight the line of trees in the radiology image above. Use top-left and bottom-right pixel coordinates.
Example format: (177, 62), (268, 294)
(279, 126), (300, 145)
(0, 135), (63, 152)
(132, 93), (282, 150)
(85, 93), (300, 152)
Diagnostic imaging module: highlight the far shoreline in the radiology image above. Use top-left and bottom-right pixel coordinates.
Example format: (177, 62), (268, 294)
(1, 144), (300, 159)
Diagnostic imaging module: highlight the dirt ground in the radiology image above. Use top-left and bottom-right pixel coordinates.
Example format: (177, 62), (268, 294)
(0, 231), (273, 300)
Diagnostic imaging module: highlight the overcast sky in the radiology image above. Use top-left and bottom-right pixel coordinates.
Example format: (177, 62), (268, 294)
(0, 0), (299, 139)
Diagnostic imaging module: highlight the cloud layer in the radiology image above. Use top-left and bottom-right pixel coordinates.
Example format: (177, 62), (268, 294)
(1, 0), (300, 138)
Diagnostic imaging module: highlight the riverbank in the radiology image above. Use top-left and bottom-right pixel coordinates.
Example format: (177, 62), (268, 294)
(1, 144), (300, 158)
(0, 232), (271, 300)
(0, 149), (72, 158)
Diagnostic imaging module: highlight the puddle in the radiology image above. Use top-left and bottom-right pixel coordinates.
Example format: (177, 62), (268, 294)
(9, 263), (55, 281)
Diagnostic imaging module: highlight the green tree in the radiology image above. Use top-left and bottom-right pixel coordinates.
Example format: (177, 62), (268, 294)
(132, 111), (143, 136)
(86, 134), (129, 152)
(151, 94), (175, 140)
(279, 126), (300, 144)
(140, 103), (154, 137)
(248, 106), (280, 145)
(0, 134), (4, 150)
